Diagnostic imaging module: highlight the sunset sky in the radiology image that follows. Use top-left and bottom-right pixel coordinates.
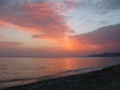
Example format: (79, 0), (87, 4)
(0, 0), (120, 57)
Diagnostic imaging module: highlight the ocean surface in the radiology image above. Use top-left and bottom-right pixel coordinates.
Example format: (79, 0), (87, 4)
(0, 57), (120, 88)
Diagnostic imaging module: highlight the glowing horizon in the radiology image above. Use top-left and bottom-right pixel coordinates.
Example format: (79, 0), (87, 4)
(0, 0), (120, 57)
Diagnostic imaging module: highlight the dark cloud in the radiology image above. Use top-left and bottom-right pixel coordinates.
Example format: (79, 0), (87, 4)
(61, 0), (81, 11)
(32, 34), (41, 38)
(0, 0), (9, 9)
(102, 0), (120, 10)
(99, 21), (107, 25)
(74, 24), (120, 52)
(65, 0), (120, 14)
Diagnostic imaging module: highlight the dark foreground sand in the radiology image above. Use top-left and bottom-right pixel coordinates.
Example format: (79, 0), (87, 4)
(1, 64), (120, 90)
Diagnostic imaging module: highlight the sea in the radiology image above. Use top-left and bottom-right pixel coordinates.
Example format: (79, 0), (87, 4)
(0, 57), (120, 89)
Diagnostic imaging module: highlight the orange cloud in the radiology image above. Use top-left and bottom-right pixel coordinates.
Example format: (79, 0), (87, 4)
(0, 20), (6, 27)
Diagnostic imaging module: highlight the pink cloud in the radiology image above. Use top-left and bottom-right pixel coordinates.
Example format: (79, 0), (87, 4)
(0, 0), (74, 41)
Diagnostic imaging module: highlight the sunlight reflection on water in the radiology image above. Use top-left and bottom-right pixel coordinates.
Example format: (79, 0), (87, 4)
(0, 57), (120, 88)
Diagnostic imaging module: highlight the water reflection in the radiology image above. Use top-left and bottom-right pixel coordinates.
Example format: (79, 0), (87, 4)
(0, 57), (120, 88)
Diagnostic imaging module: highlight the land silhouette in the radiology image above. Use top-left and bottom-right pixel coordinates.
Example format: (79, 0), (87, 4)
(89, 52), (120, 57)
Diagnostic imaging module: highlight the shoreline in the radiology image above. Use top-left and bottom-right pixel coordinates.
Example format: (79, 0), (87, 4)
(0, 66), (104, 89)
(1, 64), (120, 90)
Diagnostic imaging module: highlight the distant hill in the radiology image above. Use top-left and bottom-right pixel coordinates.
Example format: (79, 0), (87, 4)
(89, 52), (120, 57)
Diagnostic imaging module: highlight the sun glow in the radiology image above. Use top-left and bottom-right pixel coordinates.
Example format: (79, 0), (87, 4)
(64, 38), (73, 50)
(61, 36), (75, 51)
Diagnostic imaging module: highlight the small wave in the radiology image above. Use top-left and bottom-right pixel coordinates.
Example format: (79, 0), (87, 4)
(0, 67), (104, 85)
(59, 67), (103, 75)
(0, 75), (53, 84)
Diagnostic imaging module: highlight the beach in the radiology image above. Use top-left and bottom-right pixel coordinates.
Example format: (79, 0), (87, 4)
(1, 64), (120, 90)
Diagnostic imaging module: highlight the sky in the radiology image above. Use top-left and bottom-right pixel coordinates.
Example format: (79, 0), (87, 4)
(0, 0), (120, 57)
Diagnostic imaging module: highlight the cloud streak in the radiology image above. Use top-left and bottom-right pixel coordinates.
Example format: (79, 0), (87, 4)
(0, 41), (23, 47)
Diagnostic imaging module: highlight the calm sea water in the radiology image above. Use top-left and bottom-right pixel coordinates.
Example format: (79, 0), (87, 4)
(0, 57), (120, 88)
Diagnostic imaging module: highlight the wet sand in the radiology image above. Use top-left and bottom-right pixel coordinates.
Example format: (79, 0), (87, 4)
(1, 64), (120, 90)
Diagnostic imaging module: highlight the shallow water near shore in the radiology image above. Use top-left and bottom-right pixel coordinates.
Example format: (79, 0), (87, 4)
(0, 57), (120, 88)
